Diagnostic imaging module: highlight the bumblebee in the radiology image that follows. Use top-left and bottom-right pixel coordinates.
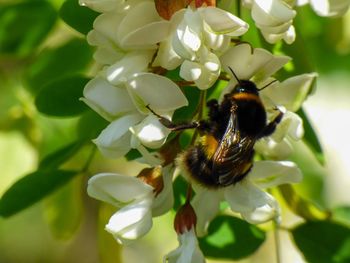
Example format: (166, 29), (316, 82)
(147, 69), (283, 188)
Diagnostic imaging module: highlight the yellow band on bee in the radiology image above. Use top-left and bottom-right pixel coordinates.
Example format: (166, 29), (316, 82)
(200, 135), (219, 159)
(232, 93), (262, 104)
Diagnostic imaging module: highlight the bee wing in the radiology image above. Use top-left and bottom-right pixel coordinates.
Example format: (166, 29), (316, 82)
(212, 110), (255, 186)
(212, 110), (240, 165)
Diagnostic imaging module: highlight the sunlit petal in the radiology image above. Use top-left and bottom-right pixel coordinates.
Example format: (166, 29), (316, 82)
(248, 160), (303, 188)
(93, 114), (143, 158)
(87, 173), (153, 207)
(132, 115), (170, 149)
(199, 6), (249, 35)
(106, 51), (155, 85)
(126, 73), (188, 113)
(106, 200), (153, 244)
(192, 188), (222, 237)
(82, 77), (134, 121)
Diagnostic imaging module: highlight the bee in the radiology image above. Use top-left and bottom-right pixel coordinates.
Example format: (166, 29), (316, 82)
(147, 68), (283, 188)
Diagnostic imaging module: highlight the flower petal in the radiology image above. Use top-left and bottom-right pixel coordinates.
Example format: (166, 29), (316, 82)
(106, 200), (153, 244)
(81, 77), (135, 121)
(262, 73), (317, 112)
(153, 37), (183, 70)
(221, 44), (276, 82)
(271, 111), (304, 142)
(117, 1), (170, 48)
(131, 114), (170, 149)
(105, 51), (155, 85)
(255, 137), (293, 159)
(225, 180), (272, 213)
(310, 0), (350, 17)
(152, 166), (174, 217)
(192, 188), (222, 237)
(126, 73), (188, 113)
(90, 11), (124, 45)
(188, 49), (221, 90)
(121, 21), (170, 48)
(249, 160), (303, 188)
(93, 114), (143, 158)
(225, 180), (280, 223)
(87, 173), (153, 207)
(240, 197), (280, 224)
(165, 229), (205, 263)
(252, 0), (296, 26)
(199, 6), (249, 36)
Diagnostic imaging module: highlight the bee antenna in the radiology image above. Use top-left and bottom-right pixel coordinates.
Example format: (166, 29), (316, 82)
(228, 67), (241, 84)
(259, 79), (278, 91)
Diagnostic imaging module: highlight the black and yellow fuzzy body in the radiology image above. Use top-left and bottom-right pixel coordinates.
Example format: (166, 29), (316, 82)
(180, 80), (283, 188)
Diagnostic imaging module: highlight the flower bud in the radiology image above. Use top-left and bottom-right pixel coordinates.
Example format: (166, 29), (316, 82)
(174, 202), (197, 234)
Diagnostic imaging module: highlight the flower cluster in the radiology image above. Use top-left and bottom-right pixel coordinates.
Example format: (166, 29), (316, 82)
(78, 0), (340, 262)
(242, 0), (350, 44)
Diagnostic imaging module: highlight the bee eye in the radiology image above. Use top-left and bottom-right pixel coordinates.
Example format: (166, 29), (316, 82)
(235, 86), (244, 93)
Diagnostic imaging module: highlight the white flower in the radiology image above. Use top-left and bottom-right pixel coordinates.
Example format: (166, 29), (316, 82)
(164, 229), (205, 263)
(248, 0), (296, 44)
(82, 51), (188, 159)
(87, 173), (153, 244)
(86, 0), (170, 65)
(154, 6), (249, 89)
(220, 43), (317, 158)
(297, 0), (350, 17)
(191, 161), (302, 236)
(87, 168), (174, 244)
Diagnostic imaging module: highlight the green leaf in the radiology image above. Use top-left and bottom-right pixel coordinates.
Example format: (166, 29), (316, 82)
(298, 108), (325, 165)
(332, 207), (350, 227)
(125, 149), (142, 161)
(77, 110), (109, 140)
(199, 216), (266, 260)
(39, 140), (85, 170)
(44, 176), (83, 240)
(0, 1), (57, 56)
(25, 38), (93, 94)
(292, 221), (350, 263)
(0, 169), (78, 217)
(59, 0), (99, 35)
(35, 75), (89, 117)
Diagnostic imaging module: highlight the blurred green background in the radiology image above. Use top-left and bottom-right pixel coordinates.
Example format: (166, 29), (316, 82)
(0, 0), (350, 262)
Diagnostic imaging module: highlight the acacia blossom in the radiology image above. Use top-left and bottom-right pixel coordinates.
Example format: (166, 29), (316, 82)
(82, 51), (188, 159)
(87, 166), (174, 244)
(153, 6), (249, 89)
(85, 0), (170, 65)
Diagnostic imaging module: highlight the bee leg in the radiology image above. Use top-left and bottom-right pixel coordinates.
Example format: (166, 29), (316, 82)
(259, 109), (284, 138)
(146, 105), (201, 131)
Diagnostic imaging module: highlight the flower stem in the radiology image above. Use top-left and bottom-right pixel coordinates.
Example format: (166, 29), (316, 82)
(236, 0), (241, 18)
(273, 219), (282, 263)
(185, 184), (193, 204)
(190, 89), (207, 145)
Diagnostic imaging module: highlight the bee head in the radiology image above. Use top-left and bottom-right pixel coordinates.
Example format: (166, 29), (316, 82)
(233, 80), (259, 95)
